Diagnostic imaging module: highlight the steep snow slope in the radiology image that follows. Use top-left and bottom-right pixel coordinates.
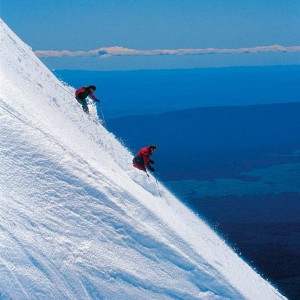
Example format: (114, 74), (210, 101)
(0, 19), (286, 300)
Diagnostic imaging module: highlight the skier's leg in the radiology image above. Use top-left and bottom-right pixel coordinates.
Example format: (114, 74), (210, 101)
(76, 97), (89, 114)
(133, 157), (146, 171)
(81, 100), (89, 113)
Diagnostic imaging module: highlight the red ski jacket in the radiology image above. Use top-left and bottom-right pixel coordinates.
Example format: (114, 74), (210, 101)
(75, 87), (97, 101)
(136, 146), (152, 168)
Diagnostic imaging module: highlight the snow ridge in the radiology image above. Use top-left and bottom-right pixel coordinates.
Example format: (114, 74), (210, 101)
(0, 19), (286, 299)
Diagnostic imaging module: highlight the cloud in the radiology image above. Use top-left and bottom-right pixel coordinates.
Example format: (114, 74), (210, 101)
(35, 45), (300, 58)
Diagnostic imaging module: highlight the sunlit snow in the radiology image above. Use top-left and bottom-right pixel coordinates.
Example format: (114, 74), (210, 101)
(0, 19), (286, 299)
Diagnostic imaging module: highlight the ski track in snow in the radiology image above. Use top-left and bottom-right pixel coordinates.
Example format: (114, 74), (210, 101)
(0, 19), (286, 299)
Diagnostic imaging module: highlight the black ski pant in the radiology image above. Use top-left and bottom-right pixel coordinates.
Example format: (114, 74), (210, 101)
(76, 97), (89, 113)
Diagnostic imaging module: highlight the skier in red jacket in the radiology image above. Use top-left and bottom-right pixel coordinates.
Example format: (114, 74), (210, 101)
(133, 145), (156, 173)
(75, 85), (100, 113)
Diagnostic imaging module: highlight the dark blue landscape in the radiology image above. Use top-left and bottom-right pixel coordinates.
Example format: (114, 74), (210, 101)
(56, 66), (300, 299)
(55, 65), (300, 118)
(107, 103), (300, 299)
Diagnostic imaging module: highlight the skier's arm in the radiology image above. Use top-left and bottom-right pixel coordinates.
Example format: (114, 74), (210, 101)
(89, 89), (99, 101)
(141, 149), (151, 167)
(142, 153), (155, 172)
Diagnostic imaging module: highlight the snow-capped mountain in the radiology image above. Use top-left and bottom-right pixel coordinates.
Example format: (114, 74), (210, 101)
(0, 19), (286, 299)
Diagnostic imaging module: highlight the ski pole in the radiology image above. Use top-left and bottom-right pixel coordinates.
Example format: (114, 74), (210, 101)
(98, 104), (106, 124)
(155, 177), (161, 197)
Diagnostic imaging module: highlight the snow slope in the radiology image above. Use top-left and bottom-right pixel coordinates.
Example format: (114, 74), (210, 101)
(0, 19), (286, 300)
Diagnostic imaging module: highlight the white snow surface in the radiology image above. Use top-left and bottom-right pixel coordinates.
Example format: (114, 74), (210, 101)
(0, 19), (286, 300)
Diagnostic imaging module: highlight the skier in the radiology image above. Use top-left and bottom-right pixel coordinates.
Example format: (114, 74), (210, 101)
(133, 145), (156, 173)
(75, 85), (100, 113)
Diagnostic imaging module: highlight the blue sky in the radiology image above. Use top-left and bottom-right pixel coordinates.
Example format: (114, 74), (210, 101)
(1, 0), (300, 70)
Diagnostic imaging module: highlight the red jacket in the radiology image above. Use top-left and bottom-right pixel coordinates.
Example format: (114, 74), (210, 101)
(75, 87), (97, 101)
(136, 146), (152, 168)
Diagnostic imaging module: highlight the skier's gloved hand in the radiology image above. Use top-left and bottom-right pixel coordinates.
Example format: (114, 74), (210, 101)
(95, 99), (100, 102)
(150, 159), (154, 164)
(148, 166), (155, 172)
